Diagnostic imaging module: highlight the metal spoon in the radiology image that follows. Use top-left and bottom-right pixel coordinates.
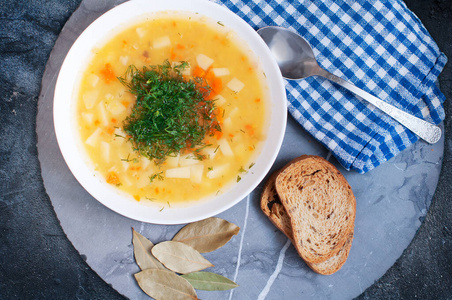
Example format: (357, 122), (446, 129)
(257, 26), (441, 144)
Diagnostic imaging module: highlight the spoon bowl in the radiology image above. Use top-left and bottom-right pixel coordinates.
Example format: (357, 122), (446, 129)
(257, 26), (319, 80)
(257, 26), (441, 144)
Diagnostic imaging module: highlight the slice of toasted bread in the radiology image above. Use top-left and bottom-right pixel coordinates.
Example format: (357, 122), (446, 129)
(275, 155), (356, 264)
(261, 168), (354, 275)
(306, 231), (353, 275)
(260, 170), (294, 240)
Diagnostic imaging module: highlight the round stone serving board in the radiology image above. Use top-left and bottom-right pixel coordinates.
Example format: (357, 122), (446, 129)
(36, 0), (444, 299)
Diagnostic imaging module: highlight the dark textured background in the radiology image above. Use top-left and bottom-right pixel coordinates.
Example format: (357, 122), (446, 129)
(0, 0), (450, 299)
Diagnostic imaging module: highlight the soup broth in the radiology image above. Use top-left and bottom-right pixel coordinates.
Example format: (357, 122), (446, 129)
(76, 12), (268, 204)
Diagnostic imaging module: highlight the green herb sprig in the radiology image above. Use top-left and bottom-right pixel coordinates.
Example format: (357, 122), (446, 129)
(119, 60), (220, 163)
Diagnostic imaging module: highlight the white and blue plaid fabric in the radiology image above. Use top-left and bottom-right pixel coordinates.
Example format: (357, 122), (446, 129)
(219, 0), (447, 173)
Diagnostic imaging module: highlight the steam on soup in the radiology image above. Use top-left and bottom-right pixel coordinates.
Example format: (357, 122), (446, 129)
(76, 12), (268, 205)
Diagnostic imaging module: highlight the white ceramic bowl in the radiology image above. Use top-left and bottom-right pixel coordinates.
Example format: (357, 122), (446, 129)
(54, 0), (287, 224)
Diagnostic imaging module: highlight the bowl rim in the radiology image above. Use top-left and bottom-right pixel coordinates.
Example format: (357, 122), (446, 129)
(53, 0), (287, 224)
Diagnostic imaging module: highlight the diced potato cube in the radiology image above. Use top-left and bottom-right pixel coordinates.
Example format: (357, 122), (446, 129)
(190, 164), (204, 184)
(85, 128), (102, 147)
(106, 100), (126, 116)
(153, 36), (171, 49)
(88, 74), (99, 87)
(203, 146), (218, 160)
(166, 167), (191, 179)
(179, 154), (200, 167)
(215, 94), (226, 106)
(81, 112), (94, 125)
(141, 156), (151, 170)
(122, 176), (132, 186)
(120, 56), (129, 66)
(83, 90), (99, 109)
(196, 54), (214, 70)
(227, 78), (245, 93)
(218, 138), (234, 156)
(136, 27), (147, 38)
(165, 153), (180, 167)
(121, 160), (129, 172)
(206, 163), (230, 179)
(100, 141), (110, 163)
(98, 102), (109, 126)
(212, 68), (230, 76)
(136, 173), (151, 188)
(223, 117), (232, 130)
(228, 107), (239, 118)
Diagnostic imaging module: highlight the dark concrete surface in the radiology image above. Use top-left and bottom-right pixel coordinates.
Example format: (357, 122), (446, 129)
(0, 0), (450, 299)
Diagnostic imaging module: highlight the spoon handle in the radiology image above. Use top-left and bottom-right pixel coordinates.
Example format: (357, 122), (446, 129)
(316, 69), (441, 144)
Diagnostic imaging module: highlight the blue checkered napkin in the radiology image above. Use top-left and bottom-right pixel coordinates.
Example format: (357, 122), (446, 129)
(219, 0), (447, 173)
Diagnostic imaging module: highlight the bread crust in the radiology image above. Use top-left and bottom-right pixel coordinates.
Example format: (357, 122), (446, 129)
(261, 170), (294, 240)
(275, 155), (356, 264)
(261, 164), (354, 275)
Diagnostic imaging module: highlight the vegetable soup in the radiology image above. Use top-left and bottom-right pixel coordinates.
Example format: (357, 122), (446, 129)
(76, 12), (269, 204)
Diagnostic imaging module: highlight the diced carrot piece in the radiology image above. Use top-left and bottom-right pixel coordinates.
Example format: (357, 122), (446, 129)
(215, 107), (224, 123)
(176, 43), (185, 49)
(100, 63), (115, 84)
(214, 130), (223, 140)
(255, 98), (261, 103)
(133, 195), (140, 201)
(204, 69), (223, 94)
(107, 127), (115, 135)
(205, 68), (215, 80)
(193, 66), (206, 78)
(211, 77), (223, 94)
(106, 171), (120, 185)
(245, 124), (255, 135)
(94, 120), (100, 126)
(121, 101), (129, 107)
(170, 48), (176, 60)
(111, 118), (117, 123)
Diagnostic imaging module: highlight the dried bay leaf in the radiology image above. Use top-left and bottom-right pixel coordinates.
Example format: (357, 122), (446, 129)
(135, 269), (198, 300)
(172, 217), (240, 253)
(151, 241), (214, 274)
(181, 272), (238, 291)
(132, 228), (166, 270)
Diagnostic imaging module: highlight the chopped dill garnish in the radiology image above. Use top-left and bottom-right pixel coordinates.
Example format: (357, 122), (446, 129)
(118, 60), (221, 163)
(237, 175), (242, 182)
(238, 166), (247, 173)
(208, 166), (213, 171)
(121, 154), (138, 163)
(214, 145), (220, 153)
(217, 21), (224, 26)
(149, 171), (164, 183)
(249, 162), (255, 169)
